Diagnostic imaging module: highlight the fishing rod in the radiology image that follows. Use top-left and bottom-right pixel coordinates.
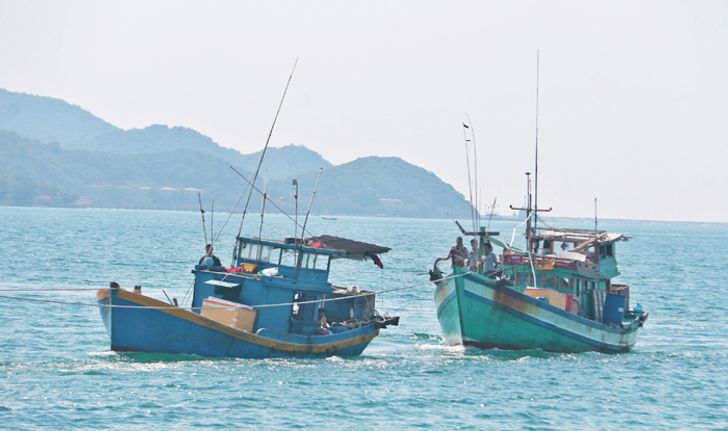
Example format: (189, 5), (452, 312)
(229, 166), (313, 236)
(235, 58), (299, 241)
(210, 199), (214, 244)
(299, 168), (323, 245)
(462, 122), (476, 233)
(197, 192), (208, 245)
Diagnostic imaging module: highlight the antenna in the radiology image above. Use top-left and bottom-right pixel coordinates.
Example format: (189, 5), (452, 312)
(258, 189), (267, 242)
(236, 58), (298, 240)
(197, 192), (208, 245)
(300, 168), (323, 245)
(594, 197), (598, 234)
(534, 50), (540, 238)
(293, 179), (299, 242)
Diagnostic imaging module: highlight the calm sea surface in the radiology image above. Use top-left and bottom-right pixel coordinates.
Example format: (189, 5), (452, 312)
(0, 207), (726, 430)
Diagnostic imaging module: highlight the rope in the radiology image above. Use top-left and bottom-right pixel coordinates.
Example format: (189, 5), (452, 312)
(0, 271), (470, 311)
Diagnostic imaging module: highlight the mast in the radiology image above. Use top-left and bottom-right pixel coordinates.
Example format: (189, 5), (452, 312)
(466, 113), (480, 231)
(462, 122), (476, 232)
(534, 50), (540, 241)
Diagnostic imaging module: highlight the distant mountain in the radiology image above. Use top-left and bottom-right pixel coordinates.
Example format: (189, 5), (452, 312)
(0, 88), (118, 145)
(0, 88), (472, 218)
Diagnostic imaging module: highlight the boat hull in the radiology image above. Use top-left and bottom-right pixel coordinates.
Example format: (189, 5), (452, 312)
(98, 289), (378, 358)
(434, 272), (641, 353)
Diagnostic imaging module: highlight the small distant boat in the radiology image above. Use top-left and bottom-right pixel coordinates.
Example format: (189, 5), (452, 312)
(97, 235), (398, 358)
(321, 216), (338, 220)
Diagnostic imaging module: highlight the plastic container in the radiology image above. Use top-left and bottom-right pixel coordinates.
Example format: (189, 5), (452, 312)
(603, 293), (626, 325)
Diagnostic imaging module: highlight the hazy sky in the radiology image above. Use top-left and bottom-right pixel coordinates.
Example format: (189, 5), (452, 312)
(1, 0), (726, 222)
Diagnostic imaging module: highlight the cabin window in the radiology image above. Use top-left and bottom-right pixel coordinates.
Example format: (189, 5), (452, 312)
(314, 255), (329, 270)
(545, 276), (556, 288)
(560, 277), (570, 290)
(291, 291), (301, 317)
(257, 246), (273, 262)
(279, 249), (297, 267)
(606, 243), (614, 257)
(243, 243), (259, 260)
(599, 245), (606, 259)
(575, 279), (581, 295)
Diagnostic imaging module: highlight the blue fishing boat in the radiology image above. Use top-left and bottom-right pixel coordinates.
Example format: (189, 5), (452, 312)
(97, 234), (398, 358)
(95, 62), (398, 358)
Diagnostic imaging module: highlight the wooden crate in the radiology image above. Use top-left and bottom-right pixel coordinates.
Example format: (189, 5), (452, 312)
(201, 297), (256, 332)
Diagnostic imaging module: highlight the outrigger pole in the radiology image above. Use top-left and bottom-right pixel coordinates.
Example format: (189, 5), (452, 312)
(235, 58), (298, 243)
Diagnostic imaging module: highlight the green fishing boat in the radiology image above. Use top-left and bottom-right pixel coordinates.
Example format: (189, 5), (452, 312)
(430, 173), (649, 353)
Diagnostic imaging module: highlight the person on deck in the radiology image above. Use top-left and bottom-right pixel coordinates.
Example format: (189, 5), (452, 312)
(199, 243), (222, 268)
(482, 242), (498, 277)
(440, 236), (468, 270)
(316, 308), (331, 335)
(468, 238), (481, 272)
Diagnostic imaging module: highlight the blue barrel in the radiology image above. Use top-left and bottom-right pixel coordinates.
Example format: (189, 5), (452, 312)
(603, 294), (626, 325)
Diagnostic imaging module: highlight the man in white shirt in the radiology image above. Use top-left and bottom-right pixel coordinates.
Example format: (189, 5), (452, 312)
(482, 242), (498, 277)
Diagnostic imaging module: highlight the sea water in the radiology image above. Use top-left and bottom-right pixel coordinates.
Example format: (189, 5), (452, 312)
(0, 207), (726, 430)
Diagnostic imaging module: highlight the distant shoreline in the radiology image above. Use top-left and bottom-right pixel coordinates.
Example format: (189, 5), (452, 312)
(1, 204), (724, 225)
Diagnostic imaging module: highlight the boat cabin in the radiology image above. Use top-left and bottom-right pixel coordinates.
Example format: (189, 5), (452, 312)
(501, 228), (631, 324)
(190, 235), (391, 337)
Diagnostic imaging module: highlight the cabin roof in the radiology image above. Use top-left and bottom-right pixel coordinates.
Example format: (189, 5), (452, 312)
(534, 228), (629, 244)
(237, 235), (391, 259)
(307, 235), (391, 260)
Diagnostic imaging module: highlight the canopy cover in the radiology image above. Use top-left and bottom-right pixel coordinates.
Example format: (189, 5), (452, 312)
(307, 235), (390, 266)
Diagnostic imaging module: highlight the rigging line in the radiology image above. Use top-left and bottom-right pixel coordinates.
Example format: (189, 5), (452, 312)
(509, 210), (533, 248)
(212, 184), (250, 245)
(0, 287), (102, 292)
(236, 58), (299, 239)
(0, 271), (471, 311)
(462, 122), (476, 233)
(465, 113), (479, 231)
(229, 166), (313, 237)
(299, 168), (323, 245)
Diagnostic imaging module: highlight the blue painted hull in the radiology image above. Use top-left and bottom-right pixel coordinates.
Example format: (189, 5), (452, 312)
(98, 289), (377, 359)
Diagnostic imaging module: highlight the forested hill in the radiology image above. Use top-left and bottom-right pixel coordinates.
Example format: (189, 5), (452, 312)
(0, 88), (472, 218)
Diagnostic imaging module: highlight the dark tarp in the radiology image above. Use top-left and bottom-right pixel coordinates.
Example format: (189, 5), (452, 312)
(307, 235), (391, 261)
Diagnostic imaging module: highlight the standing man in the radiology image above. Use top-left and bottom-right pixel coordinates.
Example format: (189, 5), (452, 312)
(441, 236), (468, 270)
(482, 242), (498, 277)
(468, 238), (481, 272)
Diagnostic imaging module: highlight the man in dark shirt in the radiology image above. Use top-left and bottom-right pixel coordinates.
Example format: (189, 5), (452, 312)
(199, 243), (222, 268)
(442, 236), (468, 269)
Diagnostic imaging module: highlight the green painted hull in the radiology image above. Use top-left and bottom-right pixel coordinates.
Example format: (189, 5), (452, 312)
(434, 271), (641, 353)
